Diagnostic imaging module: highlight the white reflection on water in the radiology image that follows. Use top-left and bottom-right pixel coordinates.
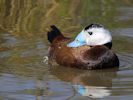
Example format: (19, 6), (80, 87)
(74, 85), (111, 98)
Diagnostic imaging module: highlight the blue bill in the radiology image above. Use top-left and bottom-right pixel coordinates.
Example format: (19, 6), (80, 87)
(67, 31), (87, 47)
(67, 40), (86, 47)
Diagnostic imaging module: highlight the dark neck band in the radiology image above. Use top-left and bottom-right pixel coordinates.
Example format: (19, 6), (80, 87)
(104, 42), (112, 49)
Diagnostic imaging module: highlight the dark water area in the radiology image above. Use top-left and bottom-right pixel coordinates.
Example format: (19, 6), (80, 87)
(0, 0), (133, 100)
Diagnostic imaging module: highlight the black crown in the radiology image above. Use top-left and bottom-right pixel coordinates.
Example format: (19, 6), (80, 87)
(85, 23), (103, 30)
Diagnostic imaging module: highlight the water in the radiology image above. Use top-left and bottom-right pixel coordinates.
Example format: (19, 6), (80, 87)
(0, 0), (133, 100)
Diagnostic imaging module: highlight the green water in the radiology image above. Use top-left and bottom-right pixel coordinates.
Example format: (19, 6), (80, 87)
(0, 0), (133, 100)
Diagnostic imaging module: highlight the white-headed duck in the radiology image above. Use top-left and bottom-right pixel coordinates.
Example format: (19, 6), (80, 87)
(47, 24), (119, 69)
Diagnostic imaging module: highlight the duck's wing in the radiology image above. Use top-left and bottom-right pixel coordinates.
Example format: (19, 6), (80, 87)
(82, 46), (119, 69)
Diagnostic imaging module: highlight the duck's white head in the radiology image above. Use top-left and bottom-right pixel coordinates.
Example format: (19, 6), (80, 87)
(67, 24), (112, 48)
(84, 24), (112, 46)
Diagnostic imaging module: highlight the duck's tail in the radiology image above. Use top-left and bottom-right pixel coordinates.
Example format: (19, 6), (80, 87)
(47, 25), (64, 43)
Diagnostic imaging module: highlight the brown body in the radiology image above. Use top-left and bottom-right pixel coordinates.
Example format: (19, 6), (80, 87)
(48, 25), (119, 69)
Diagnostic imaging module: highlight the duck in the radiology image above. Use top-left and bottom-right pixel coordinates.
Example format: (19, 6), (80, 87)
(47, 24), (119, 69)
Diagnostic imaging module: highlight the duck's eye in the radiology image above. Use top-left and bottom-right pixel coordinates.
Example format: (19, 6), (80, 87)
(88, 32), (93, 35)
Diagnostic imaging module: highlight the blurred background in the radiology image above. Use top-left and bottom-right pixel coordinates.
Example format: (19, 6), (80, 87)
(0, 0), (133, 100)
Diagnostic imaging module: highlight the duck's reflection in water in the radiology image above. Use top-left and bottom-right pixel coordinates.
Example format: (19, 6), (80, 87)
(51, 66), (118, 98)
(74, 85), (110, 98)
